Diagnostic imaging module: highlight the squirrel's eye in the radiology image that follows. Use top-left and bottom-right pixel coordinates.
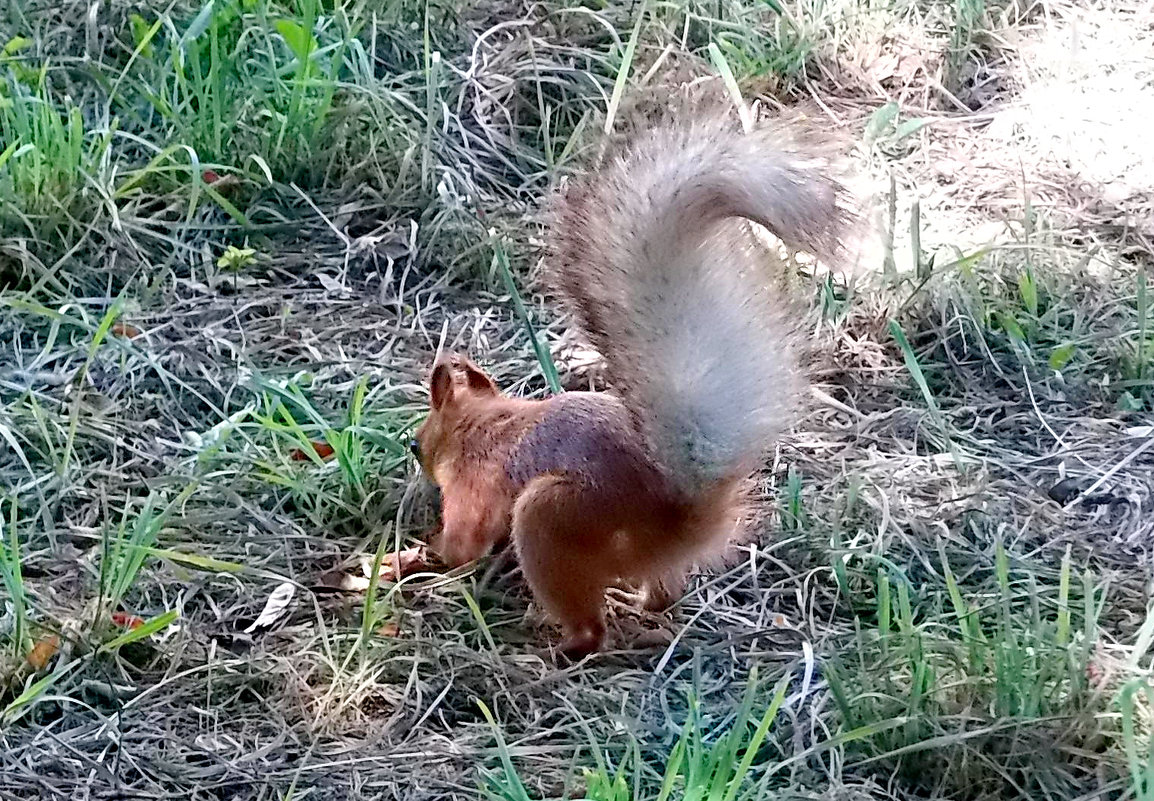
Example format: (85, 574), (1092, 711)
(409, 439), (421, 458)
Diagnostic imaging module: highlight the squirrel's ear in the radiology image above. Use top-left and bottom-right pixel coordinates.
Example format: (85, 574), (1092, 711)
(462, 361), (498, 396)
(429, 362), (454, 410)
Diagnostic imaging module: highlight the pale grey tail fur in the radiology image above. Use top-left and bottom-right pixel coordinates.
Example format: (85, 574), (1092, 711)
(549, 103), (856, 498)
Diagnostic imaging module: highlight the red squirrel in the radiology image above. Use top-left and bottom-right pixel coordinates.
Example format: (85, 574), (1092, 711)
(411, 97), (856, 659)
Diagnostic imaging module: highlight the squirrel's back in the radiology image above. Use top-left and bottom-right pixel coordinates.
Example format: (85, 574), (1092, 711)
(505, 392), (659, 491)
(547, 95), (857, 499)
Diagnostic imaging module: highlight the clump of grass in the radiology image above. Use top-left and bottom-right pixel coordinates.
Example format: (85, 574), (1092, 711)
(891, 237), (1148, 415)
(1111, 268), (1153, 410)
(480, 667), (793, 801)
(650, 0), (815, 86)
(183, 369), (418, 531)
(0, 41), (115, 251)
(946, 0), (988, 95)
(0, 495), (30, 660)
(118, 0), (358, 185)
(1122, 678), (1154, 801)
(97, 484), (198, 621)
(1, 482), (205, 725)
(825, 539), (1111, 797)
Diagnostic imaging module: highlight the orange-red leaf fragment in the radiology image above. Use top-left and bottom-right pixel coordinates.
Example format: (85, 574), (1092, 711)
(111, 612), (145, 629)
(26, 635), (60, 670)
(202, 170), (241, 191)
(291, 441), (335, 462)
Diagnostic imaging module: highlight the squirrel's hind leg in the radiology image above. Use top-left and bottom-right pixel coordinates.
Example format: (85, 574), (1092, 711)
(512, 475), (612, 659)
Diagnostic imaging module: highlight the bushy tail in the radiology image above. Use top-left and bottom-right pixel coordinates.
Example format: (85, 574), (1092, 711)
(548, 102), (857, 498)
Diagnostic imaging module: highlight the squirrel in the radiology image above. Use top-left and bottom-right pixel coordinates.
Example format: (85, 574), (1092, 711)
(411, 95), (857, 659)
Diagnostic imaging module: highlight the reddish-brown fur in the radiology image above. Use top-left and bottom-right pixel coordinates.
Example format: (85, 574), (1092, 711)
(412, 354), (749, 658)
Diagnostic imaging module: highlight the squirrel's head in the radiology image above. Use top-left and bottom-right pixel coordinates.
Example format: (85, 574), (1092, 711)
(411, 352), (500, 483)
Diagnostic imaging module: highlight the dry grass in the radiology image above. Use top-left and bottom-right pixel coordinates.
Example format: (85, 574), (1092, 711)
(2, 0), (1154, 799)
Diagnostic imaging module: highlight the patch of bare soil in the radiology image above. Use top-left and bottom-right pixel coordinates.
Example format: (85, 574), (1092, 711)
(895, 0), (1149, 265)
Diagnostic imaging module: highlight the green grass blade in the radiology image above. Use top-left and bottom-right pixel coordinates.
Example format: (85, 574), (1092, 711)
(143, 547), (245, 573)
(877, 568), (892, 635)
(888, 320), (940, 420)
(603, 0), (648, 136)
(357, 522), (393, 662)
(707, 43), (752, 132)
(1, 496), (29, 656)
(2, 660), (83, 726)
(461, 586), (499, 654)
(492, 239), (561, 394)
(100, 609), (180, 652)
(1138, 268), (1148, 382)
(1057, 544), (1072, 648)
(477, 699), (534, 801)
(61, 299), (125, 475)
(721, 671), (791, 801)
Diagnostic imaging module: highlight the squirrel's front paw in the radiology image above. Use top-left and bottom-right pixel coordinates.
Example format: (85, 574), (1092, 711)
(431, 530), (491, 568)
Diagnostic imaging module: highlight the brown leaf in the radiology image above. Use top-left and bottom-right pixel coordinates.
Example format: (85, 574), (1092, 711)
(314, 569), (371, 592)
(290, 440), (335, 462)
(374, 546), (434, 582)
(26, 635), (59, 670)
(111, 322), (142, 339)
(314, 546), (439, 594)
(377, 622), (400, 637)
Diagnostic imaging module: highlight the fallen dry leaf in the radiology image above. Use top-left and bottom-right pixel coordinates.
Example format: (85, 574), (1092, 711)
(373, 546), (434, 582)
(110, 322), (142, 339)
(290, 440), (335, 462)
(111, 612), (145, 629)
(244, 582), (296, 633)
(26, 635), (60, 670)
(315, 570), (371, 592)
(315, 546), (438, 593)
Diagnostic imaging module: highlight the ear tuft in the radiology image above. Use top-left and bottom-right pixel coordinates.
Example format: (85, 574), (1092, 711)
(429, 362), (453, 410)
(462, 361), (498, 396)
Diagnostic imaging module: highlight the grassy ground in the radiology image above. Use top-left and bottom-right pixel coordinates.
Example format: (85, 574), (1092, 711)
(2, 0), (1153, 798)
